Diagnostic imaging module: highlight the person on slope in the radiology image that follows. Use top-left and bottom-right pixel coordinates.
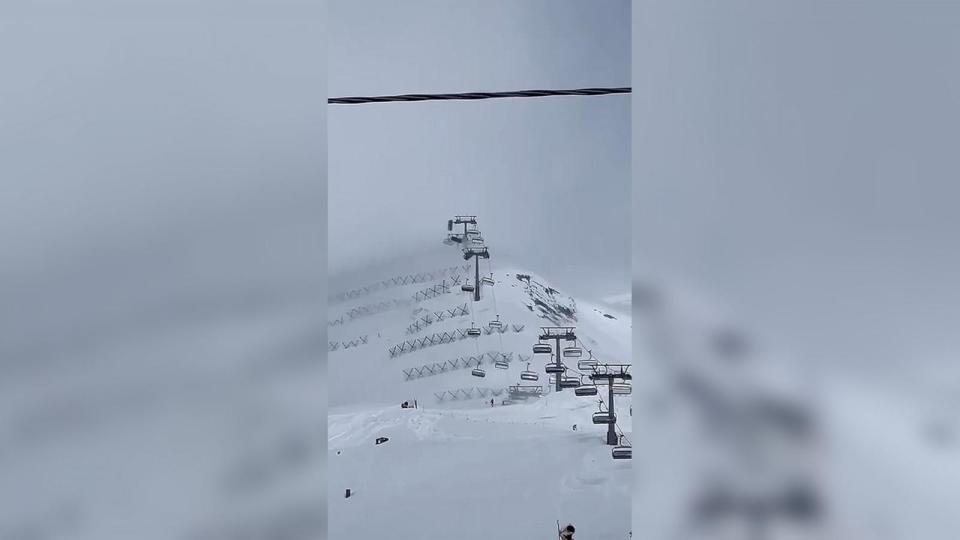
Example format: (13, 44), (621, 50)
(560, 524), (575, 539)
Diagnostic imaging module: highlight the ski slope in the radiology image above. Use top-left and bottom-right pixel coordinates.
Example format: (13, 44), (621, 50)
(328, 248), (633, 540)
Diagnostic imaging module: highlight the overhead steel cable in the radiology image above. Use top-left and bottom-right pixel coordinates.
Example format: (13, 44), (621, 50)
(328, 86), (631, 105)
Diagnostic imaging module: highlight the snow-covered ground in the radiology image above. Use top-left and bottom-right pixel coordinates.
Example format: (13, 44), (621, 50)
(328, 247), (633, 540)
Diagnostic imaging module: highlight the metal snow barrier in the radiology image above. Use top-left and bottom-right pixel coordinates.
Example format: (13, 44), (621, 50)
(412, 281), (452, 302)
(329, 335), (369, 352)
(389, 323), (522, 357)
(329, 298), (413, 327)
(402, 351), (514, 381)
(406, 303), (470, 334)
(328, 264), (471, 305)
(433, 387), (507, 402)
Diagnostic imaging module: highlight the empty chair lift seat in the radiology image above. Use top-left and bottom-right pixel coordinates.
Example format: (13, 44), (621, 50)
(575, 386), (598, 397)
(612, 445), (632, 459)
(533, 344), (552, 354)
(545, 363), (565, 374)
(592, 412), (616, 424)
(578, 359), (598, 370)
(471, 368), (486, 377)
(562, 347), (582, 358)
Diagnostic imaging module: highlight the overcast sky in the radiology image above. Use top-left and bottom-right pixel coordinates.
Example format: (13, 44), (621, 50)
(1, 3), (326, 365)
(1, 3), (326, 536)
(634, 1), (960, 384)
(328, 0), (631, 301)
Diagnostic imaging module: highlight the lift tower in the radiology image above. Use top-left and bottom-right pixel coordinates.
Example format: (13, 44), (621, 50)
(448, 215), (477, 242)
(590, 364), (632, 445)
(538, 326), (577, 392)
(462, 246), (489, 302)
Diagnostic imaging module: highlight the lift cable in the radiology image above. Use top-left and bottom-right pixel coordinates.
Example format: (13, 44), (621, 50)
(329, 87), (631, 105)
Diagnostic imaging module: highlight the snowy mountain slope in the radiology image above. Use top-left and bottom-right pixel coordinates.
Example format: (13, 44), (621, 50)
(328, 248), (632, 540)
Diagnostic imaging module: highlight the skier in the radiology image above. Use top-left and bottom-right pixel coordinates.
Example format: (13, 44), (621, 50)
(490, 398), (494, 407)
(559, 524), (575, 539)
(572, 424), (577, 431)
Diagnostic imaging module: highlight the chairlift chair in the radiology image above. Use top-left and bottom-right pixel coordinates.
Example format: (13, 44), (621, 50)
(471, 367), (486, 378)
(461, 281), (475, 292)
(533, 343), (552, 354)
(466, 326), (482, 337)
(559, 376), (581, 389)
(545, 363), (565, 374)
(488, 315), (503, 330)
(520, 363), (539, 381)
(494, 359), (509, 369)
(612, 445), (632, 460)
(471, 237), (484, 245)
(575, 385), (598, 397)
(481, 275), (495, 286)
(592, 411), (616, 425)
(562, 347), (583, 358)
(577, 358), (598, 370)
(612, 383), (632, 395)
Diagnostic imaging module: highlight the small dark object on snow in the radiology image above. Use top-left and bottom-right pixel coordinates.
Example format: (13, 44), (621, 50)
(560, 523), (575, 539)
(401, 401), (409, 408)
(375, 437), (389, 445)
(345, 489), (352, 498)
(572, 424), (577, 431)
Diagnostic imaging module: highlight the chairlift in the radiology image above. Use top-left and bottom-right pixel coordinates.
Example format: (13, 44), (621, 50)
(471, 237), (484, 245)
(520, 363), (539, 381)
(533, 343), (552, 354)
(612, 445), (632, 460)
(612, 383), (632, 395)
(461, 281), (475, 292)
(466, 326), (482, 337)
(545, 363), (565, 374)
(575, 375), (597, 396)
(494, 359), (509, 369)
(577, 358), (598, 370)
(466, 229), (480, 237)
(450, 235), (463, 243)
(562, 347), (583, 358)
(488, 315), (503, 329)
(592, 411), (616, 425)
(471, 367), (486, 378)
(481, 275), (495, 286)
(559, 376), (581, 389)
(575, 385), (598, 397)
